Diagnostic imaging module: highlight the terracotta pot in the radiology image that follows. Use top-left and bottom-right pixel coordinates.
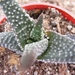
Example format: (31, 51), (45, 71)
(0, 3), (75, 24)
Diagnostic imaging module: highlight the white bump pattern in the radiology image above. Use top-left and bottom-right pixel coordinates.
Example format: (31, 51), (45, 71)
(40, 31), (75, 63)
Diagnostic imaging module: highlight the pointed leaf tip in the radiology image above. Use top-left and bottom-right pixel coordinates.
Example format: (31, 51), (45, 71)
(30, 15), (43, 41)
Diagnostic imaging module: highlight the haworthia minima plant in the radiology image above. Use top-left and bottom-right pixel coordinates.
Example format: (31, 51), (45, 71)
(0, 0), (35, 50)
(0, 0), (75, 69)
(0, 32), (23, 55)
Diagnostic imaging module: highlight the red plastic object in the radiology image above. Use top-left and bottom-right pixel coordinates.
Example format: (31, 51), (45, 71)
(0, 3), (75, 24)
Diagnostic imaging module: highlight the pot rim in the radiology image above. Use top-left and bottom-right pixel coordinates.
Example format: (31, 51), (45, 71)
(0, 2), (75, 24)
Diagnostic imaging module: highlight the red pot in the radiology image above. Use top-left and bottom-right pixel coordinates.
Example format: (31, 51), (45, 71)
(0, 3), (75, 24)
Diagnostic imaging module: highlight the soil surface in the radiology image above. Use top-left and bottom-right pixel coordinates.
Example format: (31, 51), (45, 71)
(0, 0), (75, 75)
(27, 8), (75, 35)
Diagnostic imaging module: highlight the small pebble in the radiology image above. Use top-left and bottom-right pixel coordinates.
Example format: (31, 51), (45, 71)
(8, 55), (10, 59)
(34, 71), (38, 75)
(48, 67), (52, 70)
(51, 8), (56, 13)
(71, 28), (75, 33)
(50, 21), (57, 27)
(53, 27), (57, 31)
(4, 69), (7, 73)
(67, 25), (72, 30)
(46, 71), (50, 75)
(36, 67), (39, 70)
(31, 66), (34, 69)
(27, 72), (30, 75)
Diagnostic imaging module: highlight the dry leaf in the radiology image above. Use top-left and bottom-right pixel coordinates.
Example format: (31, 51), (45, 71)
(8, 54), (20, 66)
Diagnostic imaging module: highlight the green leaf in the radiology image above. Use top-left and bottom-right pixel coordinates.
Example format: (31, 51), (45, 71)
(21, 39), (48, 69)
(38, 31), (75, 63)
(0, 0), (35, 50)
(30, 15), (43, 41)
(0, 32), (22, 55)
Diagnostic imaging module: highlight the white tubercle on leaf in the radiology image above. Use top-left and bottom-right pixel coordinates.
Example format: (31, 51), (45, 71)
(20, 39), (48, 69)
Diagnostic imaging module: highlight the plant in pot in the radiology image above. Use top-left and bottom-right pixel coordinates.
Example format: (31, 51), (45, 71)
(0, 0), (75, 70)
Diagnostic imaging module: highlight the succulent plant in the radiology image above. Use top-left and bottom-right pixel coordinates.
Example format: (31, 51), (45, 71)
(0, 0), (75, 69)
